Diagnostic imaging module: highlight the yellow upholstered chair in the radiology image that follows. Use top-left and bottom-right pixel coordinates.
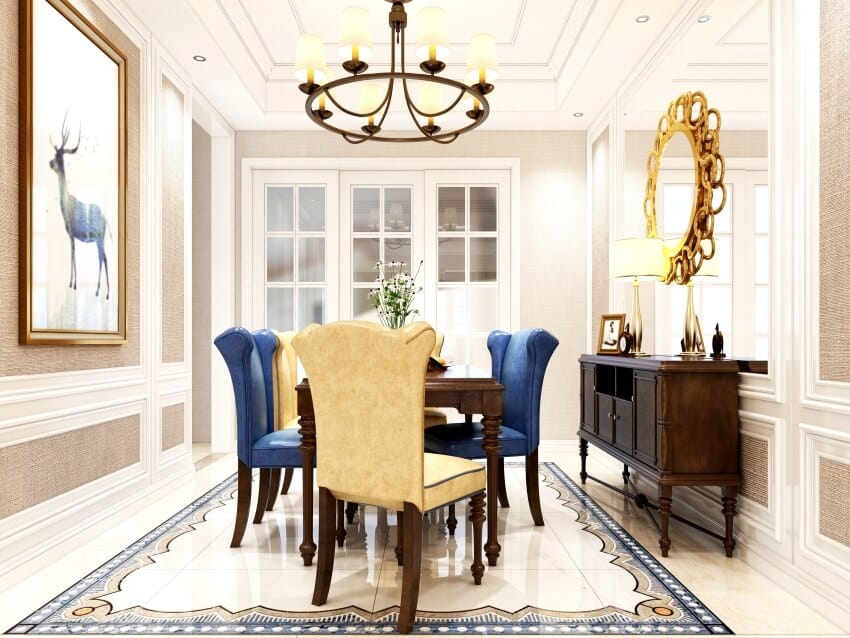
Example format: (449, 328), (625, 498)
(293, 321), (486, 634)
(424, 331), (448, 429)
(268, 330), (300, 506)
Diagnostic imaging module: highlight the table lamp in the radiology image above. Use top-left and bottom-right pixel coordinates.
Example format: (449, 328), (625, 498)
(673, 245), (719, 356)
(610, 237), (665, 355)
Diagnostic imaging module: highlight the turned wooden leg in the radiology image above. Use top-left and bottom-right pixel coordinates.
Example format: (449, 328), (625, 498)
(469, 492), (485, 585)
(721, 486), (738, 557)
(395, 510), (404, 566)
(311, 487), (336, 606)
(299, 415), (317, 566)
(397, 502), (422, 634)
(481, 411), (502, 566)
(497, 457), (510, 508)
(230, 460), (252, 548)
(579, 438), (588, 484)
(658, 484), (673, 557)
(266, 468), (281, 510)
(446, 503), (457, 536)
(525, 449), (544, 526)
(336, 499), (346, 547)
(253, 468), (271, 524)
(345, 501), (358, 524)
(280, 468), (294, 495)
(622, 464), (630, 486)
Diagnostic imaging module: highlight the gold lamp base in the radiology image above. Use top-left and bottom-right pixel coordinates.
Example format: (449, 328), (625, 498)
(679, 281), (706, 357)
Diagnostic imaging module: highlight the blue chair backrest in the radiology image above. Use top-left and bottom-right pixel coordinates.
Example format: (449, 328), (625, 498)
(214, 327), (278, 465)
(488, 328), (559, 452)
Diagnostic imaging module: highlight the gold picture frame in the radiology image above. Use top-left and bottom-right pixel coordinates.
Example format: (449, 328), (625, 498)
(597, 313), (626, 354)
(20, 0), (127, 344)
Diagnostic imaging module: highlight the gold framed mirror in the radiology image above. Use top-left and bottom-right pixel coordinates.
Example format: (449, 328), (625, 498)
(643, 91), (726, 285)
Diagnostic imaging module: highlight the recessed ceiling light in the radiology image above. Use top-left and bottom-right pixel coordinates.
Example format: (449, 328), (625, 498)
(193, 55), (206, 62)
(697, 15), (711, 23)
(635, 15), (650, 23)
(573, 112), (584, 118)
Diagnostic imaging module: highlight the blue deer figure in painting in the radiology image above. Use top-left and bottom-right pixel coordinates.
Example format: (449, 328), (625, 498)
(49, 113), (110, 299)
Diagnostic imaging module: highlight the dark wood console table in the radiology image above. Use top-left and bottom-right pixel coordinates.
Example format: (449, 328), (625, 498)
(578, 354), (767, 557)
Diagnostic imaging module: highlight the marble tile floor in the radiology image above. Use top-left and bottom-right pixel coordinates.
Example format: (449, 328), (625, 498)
(0, 444), (845, 637)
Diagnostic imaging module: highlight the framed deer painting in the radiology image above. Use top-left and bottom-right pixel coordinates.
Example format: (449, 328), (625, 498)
(20, 0), (127, 344)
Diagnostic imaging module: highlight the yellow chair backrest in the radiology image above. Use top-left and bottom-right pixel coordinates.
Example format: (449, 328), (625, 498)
(432, 331), (444, 358)
(272, 330), (299, 429)
(293, 321), (435, 511)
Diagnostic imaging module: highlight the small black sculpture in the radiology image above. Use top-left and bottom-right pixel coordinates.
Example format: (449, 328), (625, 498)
(712, 323), (725, 357)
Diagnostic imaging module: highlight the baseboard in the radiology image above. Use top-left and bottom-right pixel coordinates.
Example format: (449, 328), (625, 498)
(0, 458), (194, 582)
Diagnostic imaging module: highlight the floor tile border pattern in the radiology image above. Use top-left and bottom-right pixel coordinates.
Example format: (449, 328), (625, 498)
(7, 463), (732, 635)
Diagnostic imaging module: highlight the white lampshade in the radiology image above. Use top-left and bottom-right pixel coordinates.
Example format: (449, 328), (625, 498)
(339, 6), (373, 62)
(416, 6), (449, 61)
(418, 82), (443, 115)
(359, 83), (383, 114)
(610, 237), (666, 279)
(465, 33), (498, 84)
(295, 34), (327, 84)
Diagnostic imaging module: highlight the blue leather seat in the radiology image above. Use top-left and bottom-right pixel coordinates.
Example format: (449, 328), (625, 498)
(214, 327), (305, 547)
(424, 329), (558, 526)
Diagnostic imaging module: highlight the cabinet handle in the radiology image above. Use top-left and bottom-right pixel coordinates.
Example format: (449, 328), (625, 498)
(607, 412), (612, 419)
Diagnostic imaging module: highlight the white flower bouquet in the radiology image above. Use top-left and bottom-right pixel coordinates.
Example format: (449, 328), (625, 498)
(369, 260), (423, 329)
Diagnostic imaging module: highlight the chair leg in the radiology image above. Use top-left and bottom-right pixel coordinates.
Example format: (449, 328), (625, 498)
(345, 501), (358, 524)
(280, 468), (294, 495)
(253, 468), (271, 524)
(497, 457), (510, 508)
(447, 503), (457, 536)
(395, 511), (404, 566)
(266, 468), (281, 511)
(525, 449), (544, 526)
(336, 499), (346, 547)
(312, 487), (337, 606)
(397, 502), (422, 634)
(230, 460), (252, 548)
(469, 492), (486, 585)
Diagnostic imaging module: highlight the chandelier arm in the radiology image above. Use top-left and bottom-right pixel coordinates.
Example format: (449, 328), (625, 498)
(401, 77), (441, 139)
(374, 78), (394, 129)
(406, 84), (469, 119)
(342, 132), (370, 144)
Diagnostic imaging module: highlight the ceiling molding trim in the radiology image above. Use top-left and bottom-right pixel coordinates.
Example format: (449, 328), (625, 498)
(214, 0), (271, 78)
(509, 0), (529, 46)
(287, 0), (304, 33)
(617, 0), (705, 107)
(717, 0), (767, 46)
(237, 0), (276, 68)
(555, 0), (602, 81)
(545, 0), (579, 68)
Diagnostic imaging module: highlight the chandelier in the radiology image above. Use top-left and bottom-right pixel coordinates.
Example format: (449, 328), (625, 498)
(294, 0), (497, 144)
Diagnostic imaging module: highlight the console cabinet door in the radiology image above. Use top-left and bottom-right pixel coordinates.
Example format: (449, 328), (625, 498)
(596, 393), (614, 443)
(614, 397), (633, 453)
(580, 364), (596, 434)
(633, 372), (657, 466)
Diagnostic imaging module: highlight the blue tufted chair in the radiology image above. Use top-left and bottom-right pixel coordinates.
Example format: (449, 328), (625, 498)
(214, 327), (305, 547)
(424, 329), (559, 526)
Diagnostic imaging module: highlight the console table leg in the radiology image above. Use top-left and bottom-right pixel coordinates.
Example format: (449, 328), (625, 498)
(658, 484), (672, 557)
(721, 486), (738, 557)
(579, 438), (588, 484)
(622, 464), (630, 486)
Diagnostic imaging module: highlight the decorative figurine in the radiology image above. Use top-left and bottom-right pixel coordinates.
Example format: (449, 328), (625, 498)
(712, 323), (725, 357)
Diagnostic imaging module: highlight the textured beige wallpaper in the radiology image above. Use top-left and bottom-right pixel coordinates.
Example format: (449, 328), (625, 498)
(161, 76), (185, 364)
(819, 0), (850, 382)
(819, 457), (850, 549)
(0, 415), (140, 519)
(234, 130), (586, 439)
(192, 121), (211, 443)
(161, 403), (184, 450)
(0, 0), (140, 375)
(740, 434), (769, 508)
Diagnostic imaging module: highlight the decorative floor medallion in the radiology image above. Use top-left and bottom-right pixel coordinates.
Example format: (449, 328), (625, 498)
(7, 463), (731, 634)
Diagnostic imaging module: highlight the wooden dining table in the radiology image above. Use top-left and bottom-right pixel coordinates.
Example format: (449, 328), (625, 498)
(295, 364), (504, 568)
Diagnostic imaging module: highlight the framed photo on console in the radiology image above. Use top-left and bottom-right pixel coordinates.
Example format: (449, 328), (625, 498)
(597, 313), (625, 354)
(20, 0), (127, 344)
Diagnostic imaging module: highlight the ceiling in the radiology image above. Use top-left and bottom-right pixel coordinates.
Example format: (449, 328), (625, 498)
(127, 0), (768, 131)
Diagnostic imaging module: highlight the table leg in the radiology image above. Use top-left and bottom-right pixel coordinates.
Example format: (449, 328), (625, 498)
(721, 486), (738, 557)
(658, 484), (672, 557)
(579, 438), (588, 484)
(481, 412), (502, 566)
(299, 415), (317, 566)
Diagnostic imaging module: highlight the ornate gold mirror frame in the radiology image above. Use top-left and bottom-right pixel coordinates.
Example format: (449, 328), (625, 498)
(643, 91), (726, 285)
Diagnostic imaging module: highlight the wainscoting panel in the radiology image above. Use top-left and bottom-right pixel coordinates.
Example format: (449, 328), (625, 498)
(161, 403), (184, 451)
(800, 424), (850, 586)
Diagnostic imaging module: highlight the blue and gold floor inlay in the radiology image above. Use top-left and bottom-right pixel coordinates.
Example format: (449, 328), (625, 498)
(6, 462), (731, 635)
